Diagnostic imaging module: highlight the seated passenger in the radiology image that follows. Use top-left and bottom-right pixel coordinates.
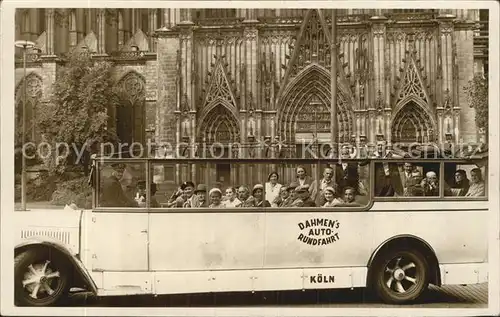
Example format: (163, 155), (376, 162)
(274, 186), (289, 207)
(185, 184), (208, 207)
(331, 187), (362, 207)
(236, 186), (255, 207)
(322, 187), (337, 208)
(252, 184), (271, 207)
(265, 172), (282, 207)
(223, 187), (241, 207)
(100, 163), (138, 207)
(280, 182), (298, 207)
(420, 171), (439, 196)
(310, 167), (335, 206)
(135, 181), (160, 208)
(291, 184), (316, 207)
(295, 166), (314, 187)
(396, 163), (423, 197)
(208, 188), (225, 208)
(169, 181), (195, 208)
(465, 168), (486, 197)
(446, 169), (470, 196)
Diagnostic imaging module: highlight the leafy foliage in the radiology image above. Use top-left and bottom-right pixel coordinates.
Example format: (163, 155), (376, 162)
(50, 176), (93, 209)
(464, 74), (488, 134)
(37, 52), (119, 175)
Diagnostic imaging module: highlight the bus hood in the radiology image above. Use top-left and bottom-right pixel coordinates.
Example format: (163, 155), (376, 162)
(13, 209), (84, 256)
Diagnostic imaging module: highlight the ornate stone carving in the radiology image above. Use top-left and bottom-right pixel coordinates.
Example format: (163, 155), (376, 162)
(439, 22), (453, 35)
(355, 47), (369, 83)
(203, 55), (237, 107)
(54, 9), (69, 28)
(116, 72), (145, 103)
(16, 73), (43, 98)
(180, 28), (193, 42)
(105, 9), (118, 26)
(394, 46), (430, 105)
(287, 9), (332, 76)
(392, 102), (434, 143)
(244, 28), (257, 42)
(372, 24), (385, 37)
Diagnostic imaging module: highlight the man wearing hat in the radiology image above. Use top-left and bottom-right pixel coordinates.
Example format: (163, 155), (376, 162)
(291, 184), (316, 207)
(168, 181), (195, 208)
(280, 182), (298, 207)
(100, 163), (138, 207)
(185, 184), (208, 208)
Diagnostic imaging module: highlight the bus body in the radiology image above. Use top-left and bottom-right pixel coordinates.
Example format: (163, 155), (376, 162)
(13, 158), (489, 306)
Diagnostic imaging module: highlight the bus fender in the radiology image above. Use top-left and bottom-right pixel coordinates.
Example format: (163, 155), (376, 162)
(15, 238), (98, 294)
(366, 234), (441, 286)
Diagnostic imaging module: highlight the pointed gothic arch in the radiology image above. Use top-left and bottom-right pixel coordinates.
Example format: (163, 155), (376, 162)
(391, 99), (436, 144)
(15, 72), (43, 143)
(277, 63), (354, 143)
(114, 71), (146, 146)
(197, 104), (240, 144)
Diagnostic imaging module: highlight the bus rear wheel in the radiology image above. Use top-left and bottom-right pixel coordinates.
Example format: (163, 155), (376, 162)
(371, 248), (430, 304)
(15, 249), (69, 306)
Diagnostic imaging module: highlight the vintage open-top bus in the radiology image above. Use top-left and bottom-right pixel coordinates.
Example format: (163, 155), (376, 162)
(13, 156), (488, 306)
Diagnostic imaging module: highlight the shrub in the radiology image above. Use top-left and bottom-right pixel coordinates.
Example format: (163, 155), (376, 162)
(50, 176), (93, 209)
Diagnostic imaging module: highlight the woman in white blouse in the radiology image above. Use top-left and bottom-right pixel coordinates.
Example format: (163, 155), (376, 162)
(265, 171), (282, 207)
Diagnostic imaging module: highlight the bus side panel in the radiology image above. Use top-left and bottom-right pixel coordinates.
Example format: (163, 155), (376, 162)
(148, 212), (266, 271)
(263, 212), (375, 268)
(371, 210), (488, 264)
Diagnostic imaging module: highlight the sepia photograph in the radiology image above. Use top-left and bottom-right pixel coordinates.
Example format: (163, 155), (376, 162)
(1, 1), (499, 316)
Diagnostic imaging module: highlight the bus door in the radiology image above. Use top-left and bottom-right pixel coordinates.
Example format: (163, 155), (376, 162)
(90, 161), (150, 273)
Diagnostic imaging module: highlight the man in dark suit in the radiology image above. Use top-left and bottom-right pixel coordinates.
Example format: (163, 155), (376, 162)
(100, 163), (138, 207)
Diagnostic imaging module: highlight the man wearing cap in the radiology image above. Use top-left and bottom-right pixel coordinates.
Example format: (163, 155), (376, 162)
(169, 181), (195, 208)
(291, 184), (316, 207)
(280, 182), (298, 207)
(100, 163), (138, 207)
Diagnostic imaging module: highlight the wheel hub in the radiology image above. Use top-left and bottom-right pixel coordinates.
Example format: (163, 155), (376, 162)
(393, 268), (405, 281)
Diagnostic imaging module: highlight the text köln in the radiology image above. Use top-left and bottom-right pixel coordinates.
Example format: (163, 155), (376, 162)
(310, 274), (335, 284)
(297, 218), (340, 246)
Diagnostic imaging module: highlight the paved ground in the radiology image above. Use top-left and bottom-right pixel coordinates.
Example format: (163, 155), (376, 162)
(68, 283), (488, 308)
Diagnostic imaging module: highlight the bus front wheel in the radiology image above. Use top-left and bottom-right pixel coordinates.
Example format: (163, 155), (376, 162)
(15, 249), (69, 306)
(371, 248), (430, 304)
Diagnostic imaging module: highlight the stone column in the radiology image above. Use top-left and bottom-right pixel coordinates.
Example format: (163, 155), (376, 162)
(45, 9), (55, 55)
(438, 14), (455, 99)
(76, 9), (85, 43)
(148, 9), (158, 51)
(437, 110), (444, 144)
(370, 16), (387, 101)
(96, 9), (106, 54)
(156, 28), (180, 157)
(29, 9), (39, 42)
(69, 10), (77, 48)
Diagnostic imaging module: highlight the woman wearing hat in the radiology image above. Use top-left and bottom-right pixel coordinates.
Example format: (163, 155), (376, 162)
(208, 188), (225, 208)
(252, 184), (271, 207)
(265, 171), (282, 207)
